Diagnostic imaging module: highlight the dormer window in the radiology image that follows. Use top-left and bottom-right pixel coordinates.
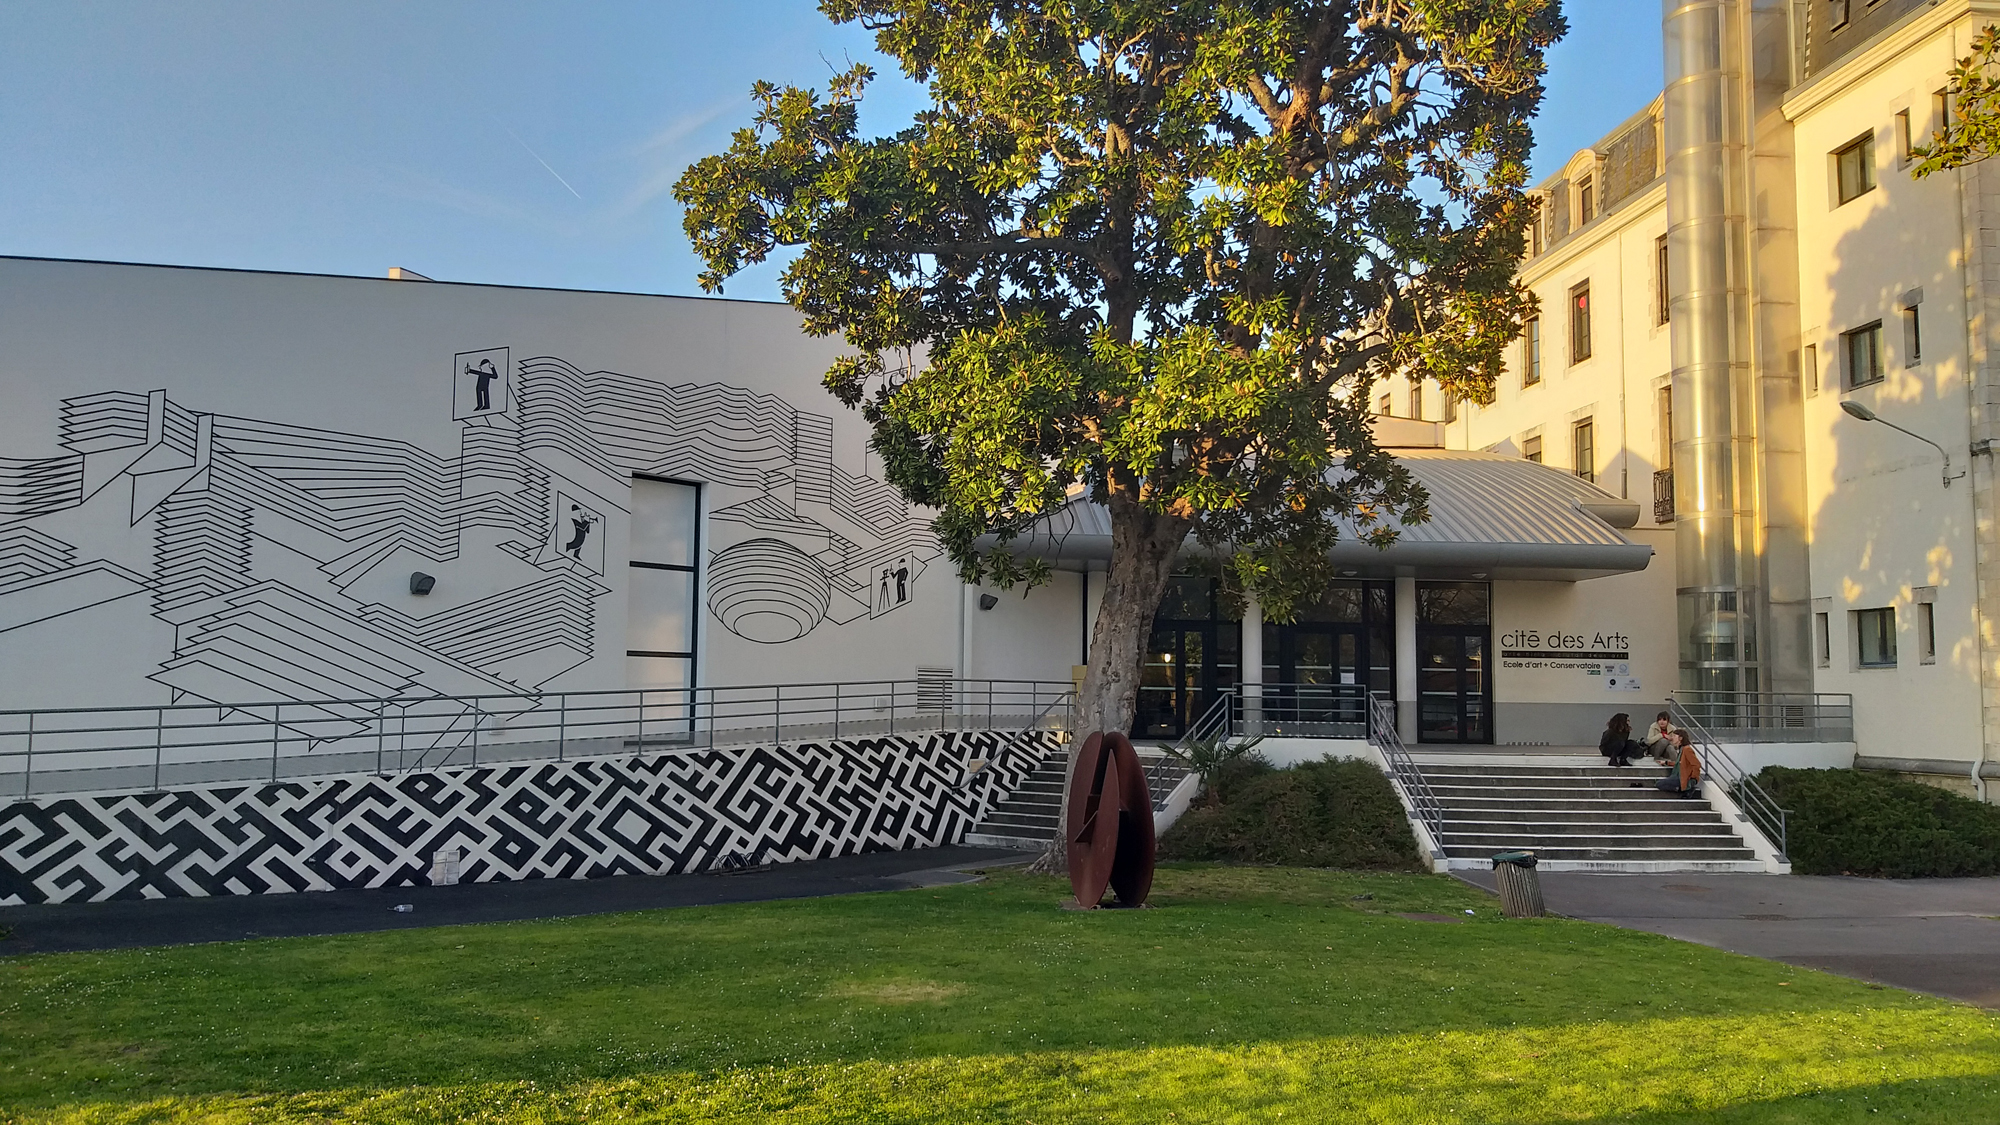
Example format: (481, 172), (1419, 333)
(1576, 174), (1596, 226)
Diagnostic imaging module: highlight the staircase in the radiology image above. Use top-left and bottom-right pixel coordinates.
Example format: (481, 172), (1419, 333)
(1419, 756), (1766, 872)
(965, 747), (1193, 850)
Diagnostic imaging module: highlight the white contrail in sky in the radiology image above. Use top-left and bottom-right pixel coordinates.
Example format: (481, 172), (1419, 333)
(501, 123), (583, 201)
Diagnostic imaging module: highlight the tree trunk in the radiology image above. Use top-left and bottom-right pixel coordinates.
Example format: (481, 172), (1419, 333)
(1027, 494), (1192, 876)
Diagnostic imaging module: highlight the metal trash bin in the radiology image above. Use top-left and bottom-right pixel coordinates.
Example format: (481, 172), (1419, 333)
(1491, 850), (1545, 918)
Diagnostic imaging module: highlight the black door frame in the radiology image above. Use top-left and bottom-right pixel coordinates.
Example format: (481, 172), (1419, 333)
(1415, 624), (1493, 744)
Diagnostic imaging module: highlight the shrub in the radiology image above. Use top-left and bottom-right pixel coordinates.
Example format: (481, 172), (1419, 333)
(1160, 758), (1423, 871)
(1753, 766), (2000, 878)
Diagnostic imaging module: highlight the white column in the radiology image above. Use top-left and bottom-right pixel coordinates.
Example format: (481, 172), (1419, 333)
(1395, 573), (1419, 737)
(1240, 593), (1264, 733)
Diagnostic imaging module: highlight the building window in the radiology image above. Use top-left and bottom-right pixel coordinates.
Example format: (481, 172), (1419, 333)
(1916, 587), (1938, 665)
(1843, 322), (1883, 388)
(1576, 174), (1595, 226)
(1378, 392), (1393, 416)
(1569, 282), (1592, 363)
(1528, 206), (1544, 257)
(1442, 393), (1457, 424)
(1523, 318), (1543, 386)
(1410, 386), (1424, 421)
(1814, 612), (1831, 668)
(1835, 134), (1875, 205)
(1856, 607), (1897, 668)
(627, 475), (701, 698)
(1829, 0), (1848, 31)
(1937, 88), (1954, 134)
(1895, 109), (1913, 167)
(1655, 235), (1670, 325)
(1657, 385), (1674, 465)
(1803, 342), (1818, 397)
(1572, 418), (1595, 483)
(1522, 434), (1543, 463)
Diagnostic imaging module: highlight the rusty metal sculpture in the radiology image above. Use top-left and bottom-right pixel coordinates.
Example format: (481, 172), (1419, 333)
(1065, 731), (1156, 908)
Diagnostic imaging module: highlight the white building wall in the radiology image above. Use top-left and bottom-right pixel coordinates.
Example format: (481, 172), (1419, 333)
(1787, 16), (1987, 762)
(0, 257), (1084, 715)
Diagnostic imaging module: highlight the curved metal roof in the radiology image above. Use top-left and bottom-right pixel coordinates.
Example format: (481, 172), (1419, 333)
(984, 450), (1654, 582)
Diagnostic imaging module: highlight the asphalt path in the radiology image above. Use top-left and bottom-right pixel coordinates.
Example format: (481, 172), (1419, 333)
(1461, 870), (2000, 1007)
(0, 845), (1028, 956)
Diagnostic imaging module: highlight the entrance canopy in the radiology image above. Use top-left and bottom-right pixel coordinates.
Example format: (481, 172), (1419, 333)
(989, 450), (1652, 582)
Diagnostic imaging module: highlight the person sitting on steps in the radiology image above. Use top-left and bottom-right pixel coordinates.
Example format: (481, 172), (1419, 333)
(1643, 711), (1674, 764)
(1599, 712), (1644, 767)
(1654, 730), (1703, 797)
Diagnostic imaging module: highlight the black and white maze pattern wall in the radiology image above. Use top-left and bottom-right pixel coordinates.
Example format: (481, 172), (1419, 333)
(0, 730), (1056, 904)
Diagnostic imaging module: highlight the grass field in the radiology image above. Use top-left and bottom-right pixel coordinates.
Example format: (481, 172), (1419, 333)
(2, 864), (1998, 1123)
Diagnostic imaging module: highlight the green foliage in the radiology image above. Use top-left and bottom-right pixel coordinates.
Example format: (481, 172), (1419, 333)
(5, 866), (1997, 1122)
(1753, 766), (2000, 878)
(1914, 25), (2000, 177)
(1162, 731), (1265, 805)
(1160, 757), (1424, 869)
(676, 1), (1565, 618)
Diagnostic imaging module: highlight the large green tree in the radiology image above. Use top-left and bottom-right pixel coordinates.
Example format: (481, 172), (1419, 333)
(1915, 25), (2000, 177)
(677, 1), (1561, 741)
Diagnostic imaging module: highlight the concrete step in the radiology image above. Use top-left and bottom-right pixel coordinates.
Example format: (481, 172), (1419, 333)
(964, 831), (1048, 850)
(979, 810), (1060, 832)
(1440, 828), (1752, 844)
(1440, 843), (1756, 861)
(1423, 764), (1673, 778)
(1441, 819), (1741, 837)
(1429, 785), (1704, 802)
(1444, 857), (1770, 874)
(1436, 807), (1725, 824)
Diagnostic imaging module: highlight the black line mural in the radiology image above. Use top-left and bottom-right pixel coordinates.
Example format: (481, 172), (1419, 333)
(0, 351), (941, 714)
(0, 730), (1054, 903)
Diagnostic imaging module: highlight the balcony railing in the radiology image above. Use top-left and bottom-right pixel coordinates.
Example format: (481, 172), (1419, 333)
(1668, 691), (1854, 743)
(1653, 468), (1675, 523)
(0, 678), (1077, 800)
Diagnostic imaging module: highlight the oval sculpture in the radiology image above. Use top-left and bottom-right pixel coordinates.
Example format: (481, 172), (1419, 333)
(1065, 730), (1157, 908)
(707, 537), (832, 644)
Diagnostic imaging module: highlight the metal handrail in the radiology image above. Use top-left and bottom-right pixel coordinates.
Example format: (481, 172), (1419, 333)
(963, 687), (1077, 825)
(1233, 682), (1371, 737)
(0, 678), (1077, 800)
(1667, 697), (1790, 860)
(1669, 690), (1854, 743)
(1367, 691), (1444, 845)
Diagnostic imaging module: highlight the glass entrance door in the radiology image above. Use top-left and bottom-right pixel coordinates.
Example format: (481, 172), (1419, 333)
(1415, 581), (1492, 744)
(1418, 632), (1490, 743)
(1274, 626), (1368, 727)
(1133, 575), (1240, 739)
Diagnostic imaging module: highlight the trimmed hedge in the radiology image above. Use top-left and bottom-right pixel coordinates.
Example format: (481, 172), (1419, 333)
(1159, 758), (1424, 871)
(1753, 766), (2000, 878)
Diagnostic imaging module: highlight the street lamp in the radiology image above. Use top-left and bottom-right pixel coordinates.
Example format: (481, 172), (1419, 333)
(1838, 400), (1967, 487)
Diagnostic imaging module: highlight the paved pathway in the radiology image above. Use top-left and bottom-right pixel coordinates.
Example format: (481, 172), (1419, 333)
(1462, 870), (2000, 1007)
(0, 845), (1028, 956)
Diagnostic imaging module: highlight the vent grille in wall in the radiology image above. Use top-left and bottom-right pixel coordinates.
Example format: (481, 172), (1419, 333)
(916, 665), (955, 712)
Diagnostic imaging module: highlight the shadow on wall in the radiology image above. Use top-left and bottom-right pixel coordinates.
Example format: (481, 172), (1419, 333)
(1806, 155), (1980, 758)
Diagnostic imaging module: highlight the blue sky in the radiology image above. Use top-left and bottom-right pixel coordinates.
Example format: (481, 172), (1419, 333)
(0, 2), (1662, 301)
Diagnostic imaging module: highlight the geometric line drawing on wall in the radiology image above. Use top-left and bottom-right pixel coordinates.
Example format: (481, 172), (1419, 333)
(513, 355), (944, 644)
(708, 537), (833, 644)
(2, 347), (943, 715)
(0, 729), (1057, 904)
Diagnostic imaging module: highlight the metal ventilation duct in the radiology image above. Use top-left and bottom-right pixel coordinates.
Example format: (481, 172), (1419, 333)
(1661, 0), (1812, 694)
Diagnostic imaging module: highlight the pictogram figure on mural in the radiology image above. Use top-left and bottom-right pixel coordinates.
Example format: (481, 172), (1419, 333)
(452, 347), (511, 420)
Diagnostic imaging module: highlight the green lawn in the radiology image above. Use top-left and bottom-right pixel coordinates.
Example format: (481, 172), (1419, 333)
(2, 864), (1997, 1123)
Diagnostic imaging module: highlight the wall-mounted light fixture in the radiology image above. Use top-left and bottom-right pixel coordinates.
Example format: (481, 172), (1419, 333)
(1839, 400), (1966, 487)
(978, 593), (999, 611)
(410, 572), (437, 596)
